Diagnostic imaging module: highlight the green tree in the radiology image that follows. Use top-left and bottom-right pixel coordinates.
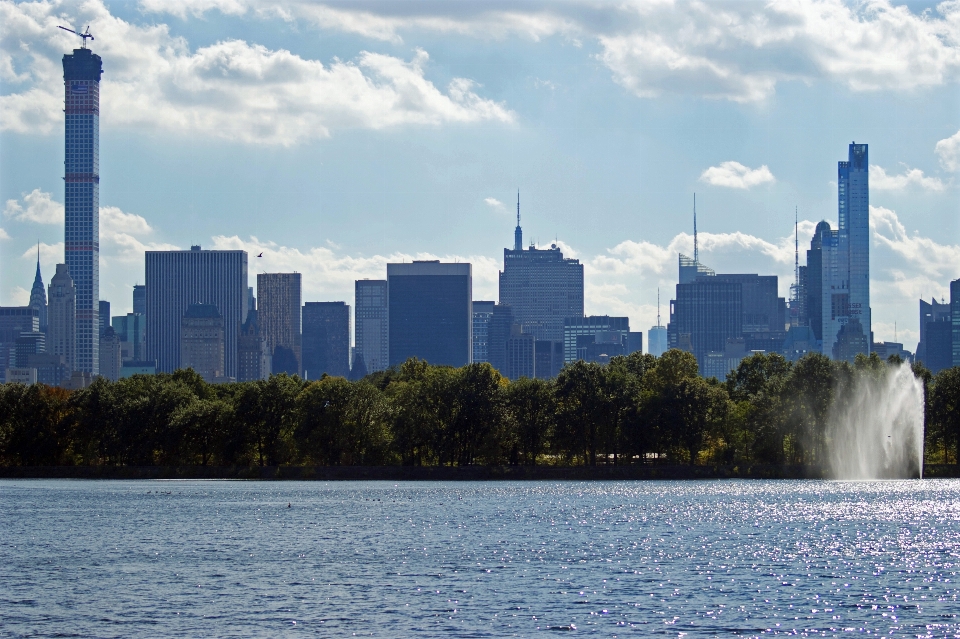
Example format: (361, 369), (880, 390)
(506, 377), (555, 465)
(930, 367), (960, 464)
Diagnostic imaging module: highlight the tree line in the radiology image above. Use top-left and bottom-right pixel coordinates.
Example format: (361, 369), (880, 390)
(1, 350), (958, 468)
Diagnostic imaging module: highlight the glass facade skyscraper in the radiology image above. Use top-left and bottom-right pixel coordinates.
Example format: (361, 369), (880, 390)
(355, 280), (389, 374)
(63, 47), (103, 374)
(387, 261), (472, 368)
(823, 142), (870, 359)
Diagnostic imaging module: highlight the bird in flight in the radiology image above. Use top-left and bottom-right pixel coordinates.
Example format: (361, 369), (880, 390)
(257, 252), (263, 258)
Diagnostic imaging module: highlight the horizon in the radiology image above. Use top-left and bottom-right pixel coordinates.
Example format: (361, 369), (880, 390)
(1, 0), (958, 350)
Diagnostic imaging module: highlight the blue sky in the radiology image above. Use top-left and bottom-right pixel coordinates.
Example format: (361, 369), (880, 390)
(1, 0), (958, 349)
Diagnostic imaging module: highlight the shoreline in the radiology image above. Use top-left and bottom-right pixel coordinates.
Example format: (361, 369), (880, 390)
(1, 464), (956, 480)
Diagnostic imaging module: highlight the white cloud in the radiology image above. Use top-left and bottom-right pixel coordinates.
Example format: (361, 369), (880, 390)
(870, 205), (960, 282)
(212, 234), (503, 302)
(599, 0), (960, 102)
(1, 1), (514, 144)
(484, 197), (505, 211)
(699, 161), (775, 189)
(8, 286), (29, 306)
(870, 165), (945, 191)
(935, 129), (960, 172)
(0, 227), (9, 240)
(3, 188), (63, 224)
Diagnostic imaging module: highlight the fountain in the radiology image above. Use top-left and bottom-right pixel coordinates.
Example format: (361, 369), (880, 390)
(827, 362), (925, 479)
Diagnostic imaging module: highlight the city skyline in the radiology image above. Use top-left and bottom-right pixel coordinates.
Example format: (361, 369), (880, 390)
(1, 0), (958, 350)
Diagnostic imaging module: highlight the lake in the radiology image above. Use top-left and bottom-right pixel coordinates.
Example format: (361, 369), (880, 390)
(1, 479), (958, 637)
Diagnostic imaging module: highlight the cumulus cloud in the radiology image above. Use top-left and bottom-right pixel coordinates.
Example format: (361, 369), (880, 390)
(871, 165), (945, 191)
(699, 162), (775, 189)
(3, 188), (63, 224)
(0, 227), (10, 240)
(936, 129), (960, 172)
(870, 205), (960, 283)
(212, 234), (503, 302)
(8, 286), (29, 306)
(1, 1), (514, 144)
(484, 197), (505, 211)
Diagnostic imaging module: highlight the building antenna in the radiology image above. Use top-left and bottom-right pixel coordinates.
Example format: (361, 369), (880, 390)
(657, 287), (661, 327)
(693, 193), (698, 264)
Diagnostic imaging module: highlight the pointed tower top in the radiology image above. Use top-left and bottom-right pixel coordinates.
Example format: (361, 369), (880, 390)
(693, 193), (698, 264)
(514, 190), (523, 251)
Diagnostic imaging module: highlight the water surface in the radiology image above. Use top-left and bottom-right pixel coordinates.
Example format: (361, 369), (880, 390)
(1, 479), (958, 637)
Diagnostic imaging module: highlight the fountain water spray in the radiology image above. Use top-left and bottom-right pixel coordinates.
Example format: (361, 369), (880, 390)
(827, 362), (924, 479)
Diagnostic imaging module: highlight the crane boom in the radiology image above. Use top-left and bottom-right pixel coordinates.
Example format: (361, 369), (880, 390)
(58, 25), (94, 49)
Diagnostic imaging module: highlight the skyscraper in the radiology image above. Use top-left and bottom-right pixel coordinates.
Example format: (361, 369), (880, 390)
(257, 273), (302, 375)
(822, 143), (871, 359)
(916, 297), (951, 365)
(805, 221), (831, 344)
(498, 201), (583, 342)
(355, 279), (389, 374)
(180, 303), (225, 382)
(302, 301), (351, 378)
(952, 279), (960, 367)
(0, 307), (39, 376)
(98, 300), (110, 338)
(668, 278), (742, 370)
(388, 261), (472, 367)
(63, 45), (102, 375)
(648, 290), (668, 357)
(132, 284), (146, 316)
(238, 309), (270, 382)
(48, 264), (77, 372)
(563, 316), (632, 364)
(472, 300), (495, 364)
(145, 246), (247, 377)
(28, 252), (47, 334)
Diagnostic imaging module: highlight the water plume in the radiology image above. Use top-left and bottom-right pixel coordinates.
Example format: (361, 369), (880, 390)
(827, 362), (924, 479)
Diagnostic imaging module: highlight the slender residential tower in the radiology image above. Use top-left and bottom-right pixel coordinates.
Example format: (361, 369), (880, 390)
(62, 44), (103, 374)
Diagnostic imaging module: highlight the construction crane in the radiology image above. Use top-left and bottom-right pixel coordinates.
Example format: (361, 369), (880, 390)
(58, 25), (94, 49)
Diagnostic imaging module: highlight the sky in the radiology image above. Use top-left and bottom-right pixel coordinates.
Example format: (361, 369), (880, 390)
(1, 0), (958, 351)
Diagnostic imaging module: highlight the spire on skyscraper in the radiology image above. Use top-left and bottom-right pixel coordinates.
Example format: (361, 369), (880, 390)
(514, 190), (522, 251)
(693, 193), (698, 264)
(29, 242), (48, 333)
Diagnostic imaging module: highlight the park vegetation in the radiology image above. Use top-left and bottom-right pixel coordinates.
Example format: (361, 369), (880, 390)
(1, 350), (958, 469)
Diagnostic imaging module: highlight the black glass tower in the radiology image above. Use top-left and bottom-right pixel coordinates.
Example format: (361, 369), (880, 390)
(63, 46), (102, 374)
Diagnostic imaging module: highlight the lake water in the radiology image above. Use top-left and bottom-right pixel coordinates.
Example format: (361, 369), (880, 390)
(1, 479), (958, 637)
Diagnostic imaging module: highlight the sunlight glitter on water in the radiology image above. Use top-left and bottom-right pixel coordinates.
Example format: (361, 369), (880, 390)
(1, 479), (958, 637)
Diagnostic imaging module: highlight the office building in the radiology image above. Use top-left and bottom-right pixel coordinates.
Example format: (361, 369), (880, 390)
(48, 264), (77, 372)
(534, 340), (564, 379)
(15, 331), (46, 368)
(238, 309), (270, 382)
(180, 303), (225, 382)
(916, 297), (951, 367)
(505, 327), (535, 380)
(388, 261), (472, 368)
(29, 255), (48, 334)
(99, 326), (122, 381)
(668, 277), (741, 370)
(472, 300), (495, 364)
(805, 221), (831, 344)
(355, 279), (389, 374)
(98, 300), (110, 338)
(871, 341), (912, 362)
(821, 143), (871, 359)
(133, 284), (146, 315)
(120, 361), (157, 378)
(702, 338), (748, 380)
(63, 45), (103, 375)
(833, 318), (870, 364)
(257, 273), (302, 375)
(486, 304), (515, 374)
(28, 353), (69, 386)
(0, 307), (40, 376)
(678, 253), (715, 284)
(782, 325), (819, 362)
(6, 368), (37, 385)
(112, 312), (146, 361)
(648, 325), (668, 357)
(302, 301), (351, 378)
(953, 279), (960, 368)
(714, 274), (786, 353)
(145, 246), (247, 377)
(563, 316), (632, 364)
(498, 202), (584, 342)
